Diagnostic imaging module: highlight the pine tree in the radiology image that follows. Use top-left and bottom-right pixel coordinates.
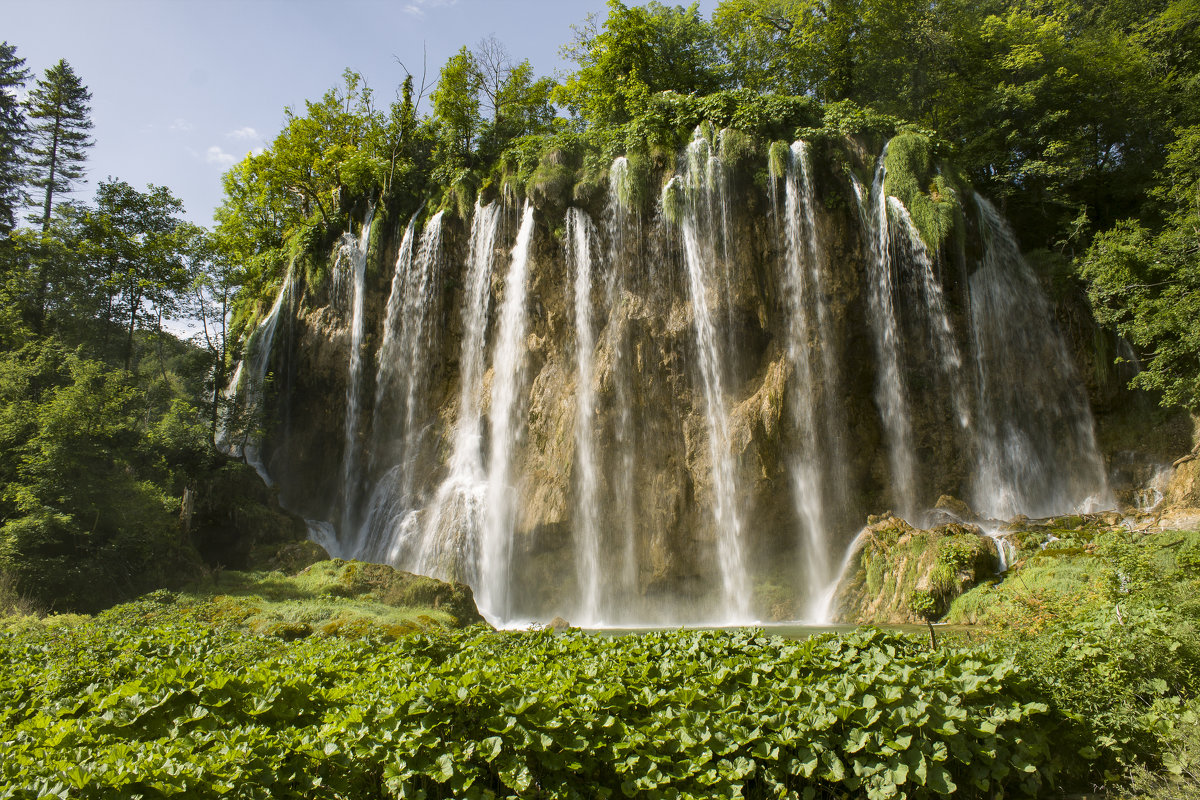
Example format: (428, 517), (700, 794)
(25, 59), (92, 233)
(0, 42), (29, 236)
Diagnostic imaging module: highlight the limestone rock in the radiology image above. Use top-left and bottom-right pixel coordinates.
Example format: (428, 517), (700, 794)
(833, 518), (997, 624)
(1167, 457), (1200, 509)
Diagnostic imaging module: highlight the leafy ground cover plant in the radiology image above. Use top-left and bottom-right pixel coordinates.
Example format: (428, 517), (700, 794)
(0, 606), (1070, 800)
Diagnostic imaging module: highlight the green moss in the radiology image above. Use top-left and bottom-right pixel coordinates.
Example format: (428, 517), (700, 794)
(619, 148), (655, 213)
(529, 149), (577, 210)
(865, 554), (887, 596)
(717, 128), (757, 168)
(883, 132), (962, 253)
(767, 140), (790, 182)
(181, 559), (485, 633)
(661, 176), (685, 226)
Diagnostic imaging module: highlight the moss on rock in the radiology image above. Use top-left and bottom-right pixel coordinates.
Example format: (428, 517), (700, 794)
(883, 132), (962, 254)
(834, 514), (998, 623)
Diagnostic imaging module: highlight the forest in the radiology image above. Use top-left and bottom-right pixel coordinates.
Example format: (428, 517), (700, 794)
(1, 0), (1199, 796)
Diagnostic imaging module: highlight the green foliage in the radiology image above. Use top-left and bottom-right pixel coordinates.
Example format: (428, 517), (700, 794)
(1081, 125), (1200, 410)
(995, 605), (1200, 781)
(940, 519), (1200, 788)
(907, 589), (939, 620)
(0, 343), (207, 611)
(0, 618), (1072, 799)
(556, 1), (724, 126)
(0, 41), (28, 236)
(883, 133), (961, 253)
(23, 59), (92, 232)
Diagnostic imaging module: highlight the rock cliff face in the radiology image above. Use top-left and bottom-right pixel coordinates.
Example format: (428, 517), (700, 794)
(239, 132), (1131, 626)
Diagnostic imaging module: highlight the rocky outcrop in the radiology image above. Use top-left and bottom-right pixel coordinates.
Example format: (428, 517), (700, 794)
(310, 559), (486, 627)
(834, 513), (999, 624)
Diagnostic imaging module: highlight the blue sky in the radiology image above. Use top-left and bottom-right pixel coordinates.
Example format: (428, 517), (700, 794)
(6, 0), (717, 227)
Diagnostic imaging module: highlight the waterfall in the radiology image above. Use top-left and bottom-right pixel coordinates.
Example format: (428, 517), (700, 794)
(605, 156), (640, 613)
(477, 202), (536, 623)
(676, 128), (751, 622)
(237, 134), (1127, 629)
(780, 141), (841, 621)
(217, 268), (295, 485)
(968, 195), (1113, 518)
(358, 210), (446, 562)
(887, 197), (970, 430)
(334, 207), (376, 547)
(856, 154), (919, 520)
(418, 201), (501, 582)
(567, 209), (603, 624)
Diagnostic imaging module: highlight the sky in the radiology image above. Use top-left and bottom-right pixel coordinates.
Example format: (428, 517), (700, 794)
(6, 0), (719, 228)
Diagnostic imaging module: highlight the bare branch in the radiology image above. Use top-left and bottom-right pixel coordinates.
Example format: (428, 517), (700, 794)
(758, 12), (794, 35)
(473, 35), (513, 121)
(394, 42), (435, 109)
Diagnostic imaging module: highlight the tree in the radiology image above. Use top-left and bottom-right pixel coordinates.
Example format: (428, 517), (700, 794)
(430, 46), (483, 172)
(25, 59), (92, 233)
(0, 42), (28, 237)
(252, 70), (388, 229)
(84, 179), (191, 370)
(468, 38), (557, 162)
(1080, 125), (1200, 411)
(555, 0), (724, 126)
(186, 229), (243, 441)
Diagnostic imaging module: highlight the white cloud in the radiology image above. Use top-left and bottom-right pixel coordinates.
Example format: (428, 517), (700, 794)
(169, 118), (194, 133)
(403, 0), (456, 17)
(205, 145), (236, 166)
(226, 126), (260, 141)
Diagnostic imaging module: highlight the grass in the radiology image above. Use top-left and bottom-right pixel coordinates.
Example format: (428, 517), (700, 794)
(0, 559), (484, 641)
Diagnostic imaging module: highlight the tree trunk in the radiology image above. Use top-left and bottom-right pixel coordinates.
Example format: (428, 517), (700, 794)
(123, 289), (141, 371)
(32, 114), (62, 336)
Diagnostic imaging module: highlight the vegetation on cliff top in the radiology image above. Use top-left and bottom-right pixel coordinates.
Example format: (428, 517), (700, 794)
(201, 0), (1200, 412)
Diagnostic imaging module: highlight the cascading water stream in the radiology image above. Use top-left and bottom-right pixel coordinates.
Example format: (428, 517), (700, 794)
(779, 141), (841, 622)
(217, 268), (295, 485)
(887, 198), (971, 430)
(358, 210), (446, 563)
(478, 202), (536, 624)
(968, 194), (1113, 518)
(794, 143), (850, 508)
(567, 209), (603, 624)
(336, 206), (376, 551)
(676, 129), (751, 622)
(856, 154), (919, 520)
(417, 201), (502, 580)
(605, 156), (640, 610)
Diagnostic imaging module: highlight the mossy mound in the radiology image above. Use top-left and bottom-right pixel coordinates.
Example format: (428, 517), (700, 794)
(297, 560), (486, 625)
(883, 132), (963, 254)
(947, 519), (1200, 628)
(834, 514), (999, 623)
(118, 559), (494, 641)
